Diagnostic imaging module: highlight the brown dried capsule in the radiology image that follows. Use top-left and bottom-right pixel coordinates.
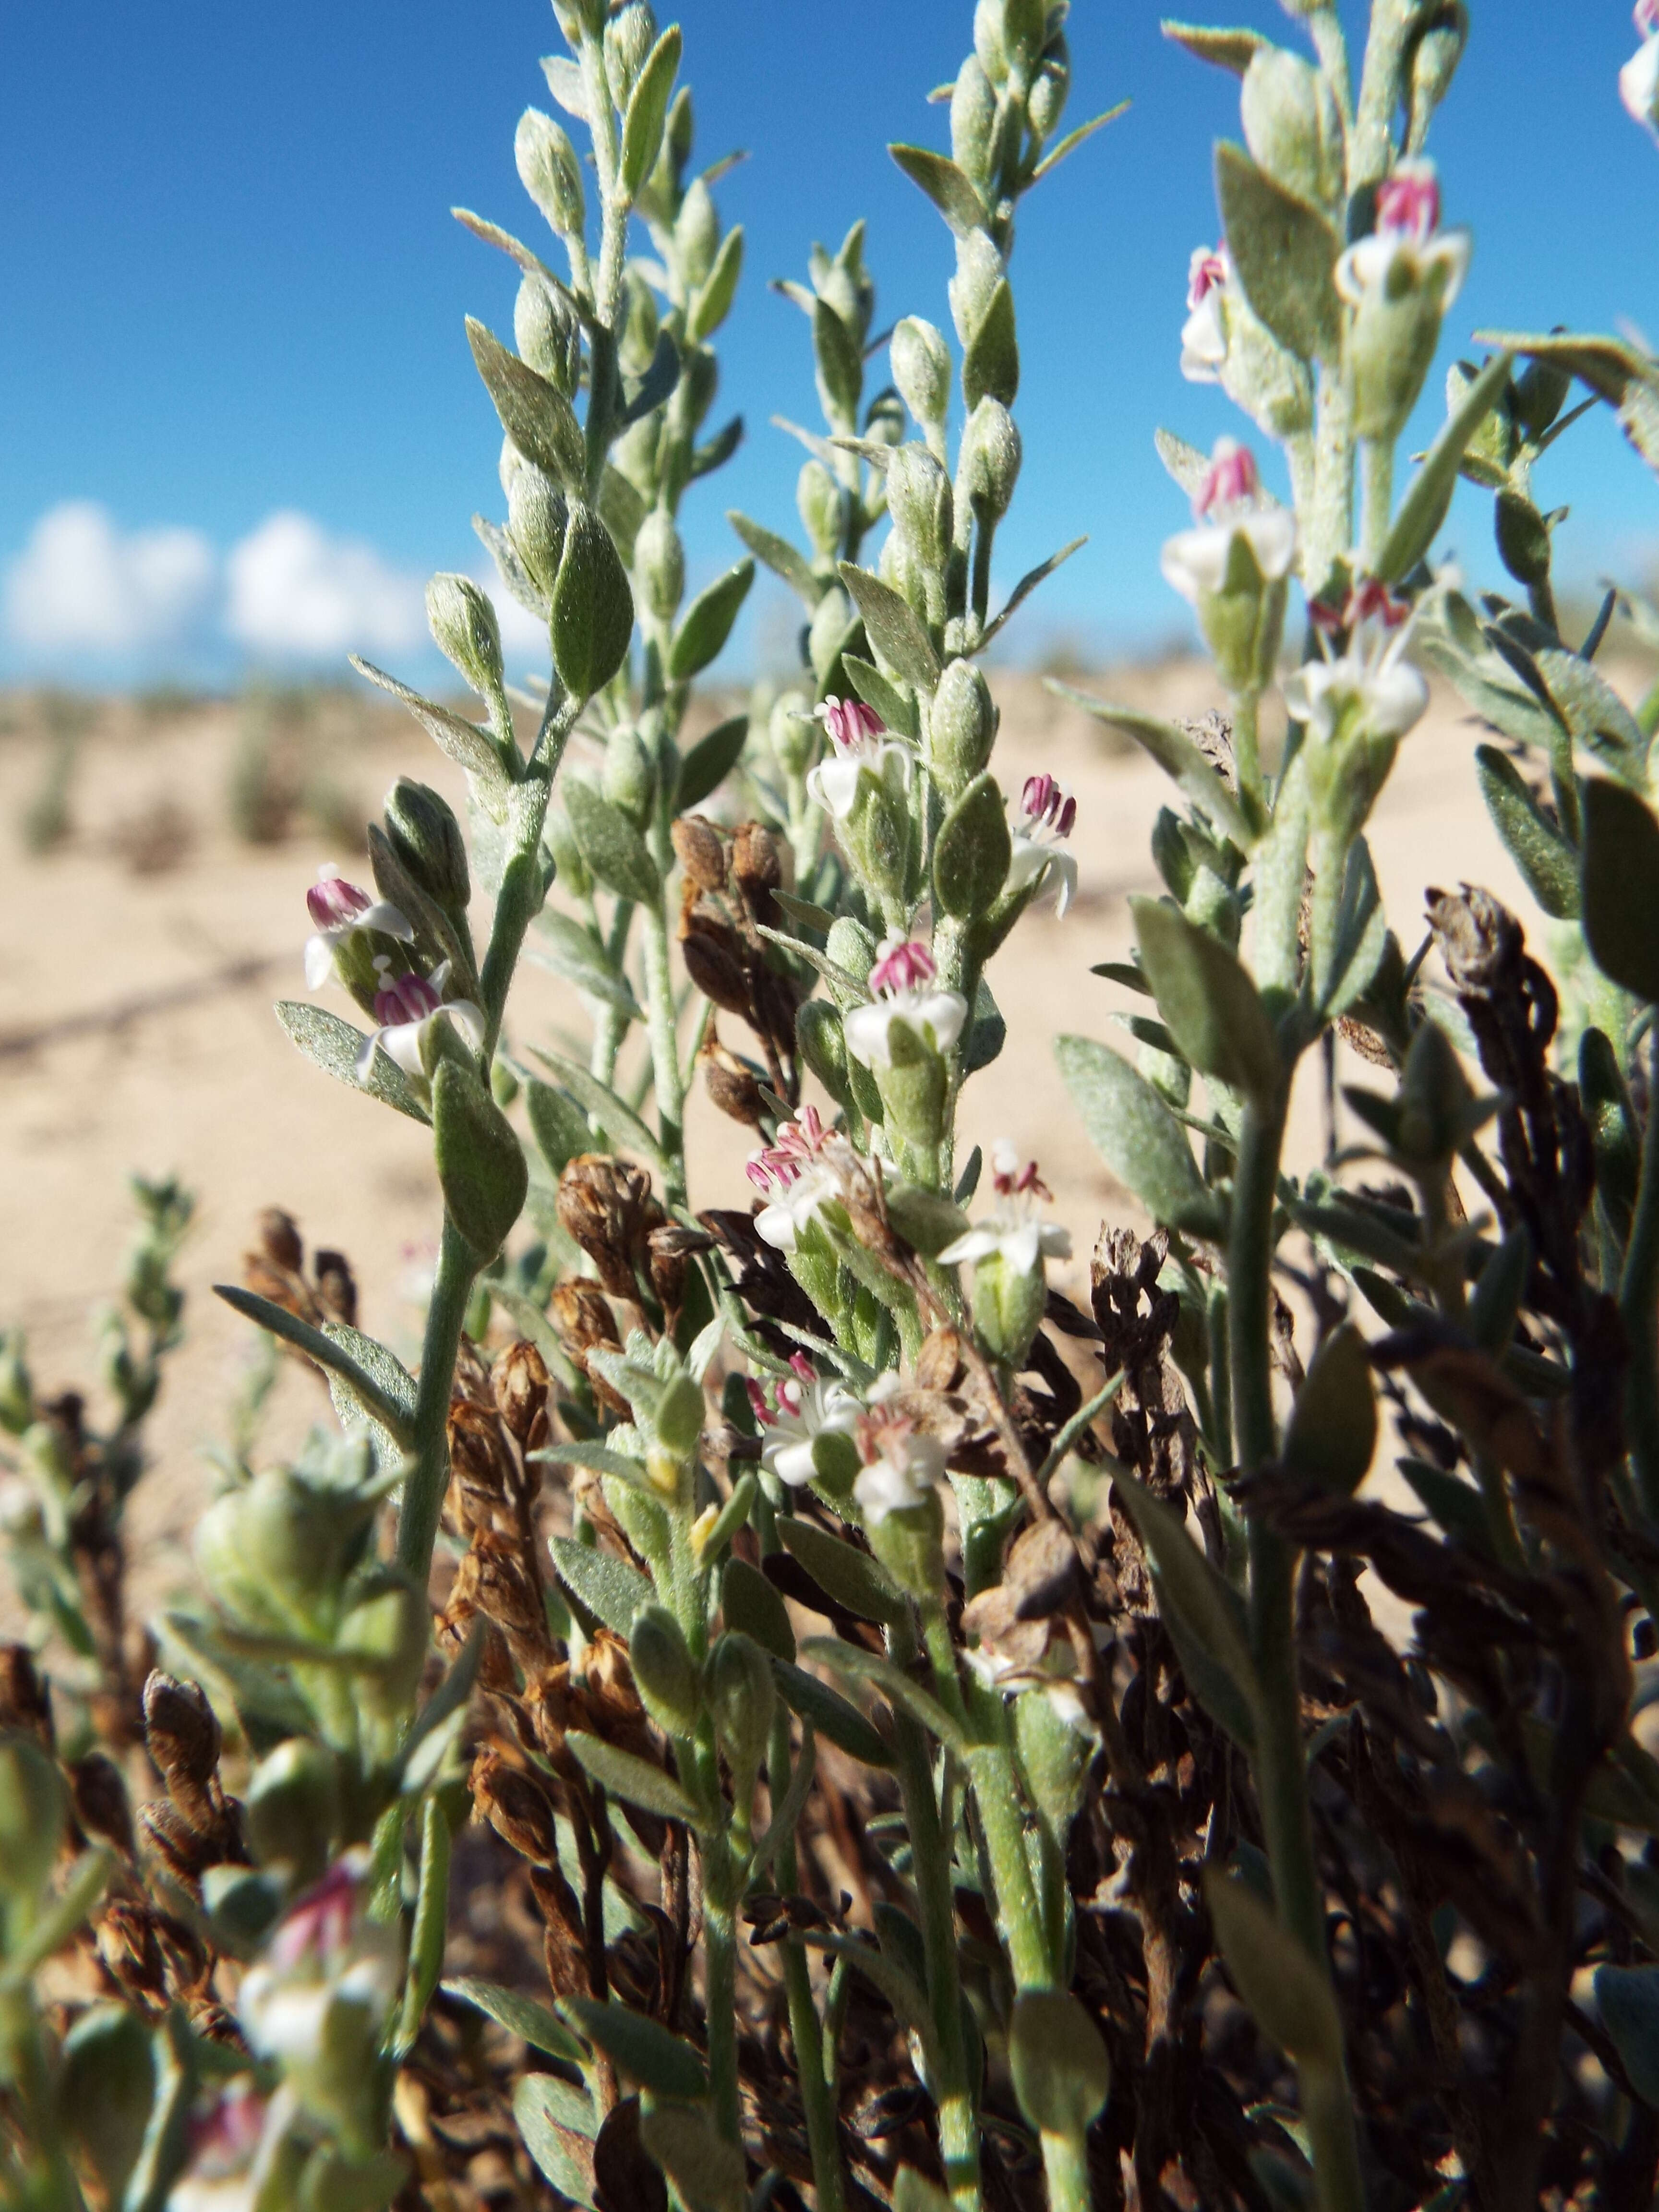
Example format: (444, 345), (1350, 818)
(732, 820), (781, 894)
(556, 1154), (662, 1298)
(312, 1249), (358, 1327)
(254, 1207), (305, 1274)
(679, 916), (751, 1016)
(700, 1033), (765, 1126)
(493, 1338), (551, 1446)
(671, 812), (727, 892)
(915, 1326), (967, 1394)
(471, 1746), (560, 1866)
(143, 1672), (221, 1804)
(70, 1751), (135, 1856)
(0, 1644), (54, 1745)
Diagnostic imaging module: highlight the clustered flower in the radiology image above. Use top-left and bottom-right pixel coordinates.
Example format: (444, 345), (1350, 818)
(745, 1350), (861, 1486)
(1179, 243), (1231, 383)
(1622, 0), (1659, 144)
(804, 695), (914, 820)
(843, 937), (969, 1070)
(746, 1103), (841, 1251)
(1007, 774), (1080, 917)
(939, 1141), (1072, 1274)
(302, 866), (413, 989)
(853, 1376), (947, 1525)
(1159, 437), (1297, 608)
(1288, 577), (1429, 748)
(1334, 158), (1470, 315)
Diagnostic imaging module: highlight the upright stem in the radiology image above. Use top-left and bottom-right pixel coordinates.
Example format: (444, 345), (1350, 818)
(397, 1215), (478, 1582)
(769, 1710), (847, 2212)
(1359, 438), (1393, 573)
(1621, 1033), (1659, 1519)
(642, 899), (686, 1199)
(1308, 372), (1355, 605)
(704, 1876), (741, 2146)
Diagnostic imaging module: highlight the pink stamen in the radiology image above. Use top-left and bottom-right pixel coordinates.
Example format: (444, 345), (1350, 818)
(745, 1377), (774, 1427)
(1375, 162), (1440, 245)
(1347, 577), (1409, 631)
(1186, 244), (1229, 308)
(992, 1153), (1051, 1201)
(306, 875), (373, 930)
(1021, 775), (1077, 837)
(269, 1857), (360, 1972)
(855, 1400), (915, 1466)
(745, 1107), (827, 1196)
(1639, 0), (1659, 32)
(371, 971), (442, 1028)
(1195, 438), (1259, 522)
(788, 1352), (817, 1383)
(821, 697), (885, 751)
(870, 940), (937, 996)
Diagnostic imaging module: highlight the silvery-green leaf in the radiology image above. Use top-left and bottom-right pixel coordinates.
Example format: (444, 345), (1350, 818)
(524, 1075), (595, 1175)
(1057, 1035), (1225, 1238)
(1474, 746), (1579, 919)
(552, 505), (635, 701)
(1320, 837), (1390, 1019)
(1009, 1993), (1112, 2140)
(814, 300), (863, 424)
(842, 653), (919, 740)
(559, 1998), (708, 2102)
(838, 562), (941, 687)
(721, 1557), (794, 1662)
(514, 2080), (596, 2207)
(962, 280), (1018, 410)
(1205, 1870), (1345, 2068)
(526, 1045), (671, 1181)
(675, 714), (749, 809)
(1582, 779), (1659, 1002)
(802, 1638), (969, 1755)
(1131, 897), (1279, 1105)
(1047, 684), (1252, 847)
(540, 54), (589, 120)
(1535, 648), (1647, 781)
(963, 974), (1005, 1073)
(213, 1286), (417, 1444)
(1154, 426), (1212, 499)
(668, 559), (754, 681)
(349, 659), (507, 795)
(599, 465), (646, 567)
(474, 513), (550, 622)
(933, 772), (1011, 920)
(1115, 1473), (1261, 1746)
(889, 144), (986, 237)
(637, 2105), (745, 2212)
(1161, 20), (1267, 74)
(619, 25), (682, 197)
(772, 1659), (894, 1768)
(565, 778), (661, 906)
(621, 329), (680, 425)
(689, 226), (744, 344)
(727, 511), (819, 606)
(1028, 101), (1130, 183)
(1215, 142), (1340, 366)
(690, 414), (744, 480)
(549, 1535), (653, 1637)
(1282, 1323), (1376, 1495)
(1379, 352), (1517, 582)
(566, 1731), (700, 1825)
(532, 911), (642, 1016)
(780, 1518), (907, 1626)
(1475, 327), (1659, 481)
(982, 537), (1087, 645)
(433, 1061), (527, 1263)
(467, 317), (586, 490)
(274, 1000), (433, 1123)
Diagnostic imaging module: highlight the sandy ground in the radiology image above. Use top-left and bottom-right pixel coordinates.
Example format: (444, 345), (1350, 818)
(0, 661), (1573, 1628)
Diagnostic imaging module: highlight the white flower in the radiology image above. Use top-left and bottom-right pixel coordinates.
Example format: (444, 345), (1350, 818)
(1006, 774), (1079, 918)
(748, 1353), (862, 1486)
(355, 960), (486, 1083)
(238, 1852), (401, 2067)
(746, 1105), (841, 1252)
(171, 2082), (286, 2212)
(1334, 159), (1470, 315)
(804, 695), (915, 820)
(1623, 28), (1659, 141)
(1159, 438), (1298, 605)
(1284, 578), (1429, 746)
(1179, 245), (1230, 383)
(302, 866), (413, 991)
(852, 1376), (947, 1525)
(842, 938), (968, 1071)
(938, 1141), (1072, 1275)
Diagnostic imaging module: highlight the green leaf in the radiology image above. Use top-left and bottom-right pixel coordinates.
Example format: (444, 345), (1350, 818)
(1161, 19), (1266, 74)
(1114, 1474), (1260, 1746)
(1154, 426), (1212, 500)
(1214, 142), (1340, 366)
(524, 1076), (594, 1175)
(621, 329), (681, 426)
(889, 143), (986, 236)
(1028, 102), (1130, 183)
(842, 653), (919, 740)
(532, 911), (642, 1017)
(1009, 1992), (1112, 2139)
(1582, 778), (1659, 1002)
(721, 1556), (794, 1661)
(813, 299), (863, 422)
(619, 25), (682, 198)
(668, 559), (755, 681)
(933, 772), (1012, 919)
(566, 1731), (701, 1825)
(565, 777), (661, 906)
(551, 505), (635, 702)
(549, 1536), (653, 1637)
(1379, 351), (1515, 582)
(433, 1061), (528, 1263)
(803, 1638), (968, 1754)
(1474, 745), (1579, 919)
(560, 1997), (708, 2099)
(689, 225), (744, 344)
(962, 280), (1018, 410)
(1046, 684), (1253, 847)
(212, 1286), (417, 1443)
(1595, 1965), (1659, 2107)
(1320, 837), (1389, 1020)
(838, 561), (941, 688)
(1582, 1028), (1640, 1247)
(525, 1045), (672, 1182)
(466, 317), (585, 490)
(983, 537), (1087, 646)
(884, 1182), (972, 1258)
(1205, 1870), (1344, 2068)
(1282, 1323), (1376, 1495)
(779, 1517), (907, 1626)
(638, 2105), (746, 2212)
(1131, 898), (1279, 1105)
(727, 511), (818, 605)
(675, 714), (749, 809)
(1476, 327), (1659, 481)
(59, 2006), (154, 2207)
(349, 658), (507, 795)
(396, 1798), (452, 2054)
(772, 1658), (895, 1767)
(1057, 1035), (1225, 1238)
(963, 974), (1006, 1074)
(513, 2076), (597, 2207)
(1535, 647), (1647, 779)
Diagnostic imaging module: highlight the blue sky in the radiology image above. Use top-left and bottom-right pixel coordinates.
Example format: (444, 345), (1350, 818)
(2, 1), (1656, 684)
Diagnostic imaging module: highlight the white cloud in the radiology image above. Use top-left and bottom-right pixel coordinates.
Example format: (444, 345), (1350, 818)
(4, 501), (216, 654)
(226, 511), (427, 661)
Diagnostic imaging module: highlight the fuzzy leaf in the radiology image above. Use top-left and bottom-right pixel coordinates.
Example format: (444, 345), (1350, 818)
(565, 778), (661, 906)
(889, 143), (986, 236)
(540, 55), (589, 120)
(1046, 685), (1252, 847)
(1535, 648), (1647, 779)
(962, 280), (1018, 410)
(213, 1286), (417, 1443)
(526, 1045), (672, 1181)
(1380, 351), (1515, 582)
(619, 26), (682, 198)
(722, 1557), (795, 1661)
(1009, 1993), (1112, 2139)
(689, 226), (745, 344)
(524, 1076), (594, 1176)
(1320, 837), (1389, 1020)
(638, 2105), (745, 2212)
(1161, 19), (1267, 73)
(565, 1732), (701, 1826)
(1057, 1035), (1225, 1238)
(1282, 1324), (1377, 1494)
(1215, 142), (1340, 366)
(803, 1639), (968, 1755)
(552, 505), (635, 701)
(560, 1998), (708, 2100)
(1131, 898), (1279, 1105)
(532, 912), (642, 1016)
(933, 772), (1012, 919)
(772, 1659), (895, 1768)
(1474, 746), (1579, 919)
(814, 300), (864, 422)
(433, 1061), (527, 1263)
(1206, 1871), (1345, 2067)
(675, 714), (749, 809)
(668, 560), (755, 681)
(549, 1537), (653, 1638)
(842, 654), (920, 740)
(1582, 779), (1659, 1002)
(467, 318), (585, 490)
(1115, 1474), (1260, 1746)
(350, 659), (507, 794)
(838, 562), (941, 688)
(514, 2079), (597, 2207)
(780, 1518), (907, 1626)
(983, 537), (1087, 645)
(621, 330), (681, 426)
(727, 511), (819, 605)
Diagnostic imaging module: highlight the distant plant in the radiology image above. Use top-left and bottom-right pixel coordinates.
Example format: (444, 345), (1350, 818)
(18, 693), (95, 855)
(17, 4), (1659, 2211)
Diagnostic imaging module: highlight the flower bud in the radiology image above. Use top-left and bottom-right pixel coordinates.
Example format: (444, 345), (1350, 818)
(1240, 48), (1345, 211)
(797, 460), (843, 562)
(245, 1739), (341, 1882)
(887, 445), (954, 576)
(770, 689), (816, 778)
(605, 1472), (672, 1567)
(959, 398), (1022, 521)
(654, 1371), (707, 1461)
(949, 229), (1006, 349)
(1407, 4), (1468, 140)
(515, 276), (582, 399)
(892, 317), (952, 437)
(675, 177), (719, 290)
(427, 575), (505, 700)
(824, 915), (878, 998)
(1028, 33), (1069, 139)
(951, 55), (999, 189)
(0, 1734), (68, 1905)
(508, 467), (570, 598)
(929, 658), (998, 795)
(876, 1010), (950, 1155)
(630, 1604), (703, 1736)
(603, 722), (657, 829)
(969, 1249), (1047, 1369)
(1013, 1682), (1096, 1829)
(603, 0), (657, 111)
(544, 803), (592, 900)
(515, 108), (586, 239)
(634, 508), (685, 623)
(973, 0), (1010, 84)
(706, 1630), (775, 1798)
(385, 777), (471, 919)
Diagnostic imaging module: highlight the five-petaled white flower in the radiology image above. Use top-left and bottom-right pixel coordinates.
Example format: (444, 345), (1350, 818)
(746, 1104), (842, 1252)
(1159, 438), (1298, 606)
(355, 961), (486, 1083)
(853, 1375), (947, 1526)
(804, 696), (915, 820)
(303, 866), (413, 990)
(237, 1852), (401, 2067)
(842, 938), (969, 1070)
(1179, 244), (1231, 383)
(1284, 577), (1429, 747)
(746, 1352), (862, 1487)
(1007, 774), (1079, 917)
(939, 1141), (1073, 1274)
(1623, 2), (1659, 141)
(1334, 160), (1470, 314)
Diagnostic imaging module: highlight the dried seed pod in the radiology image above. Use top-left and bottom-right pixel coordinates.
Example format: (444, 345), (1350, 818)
(70, 1751), (135, 1856)
(142, 1672), (221, 1815)
(254, 1207), (305, 1274)
(139, 1797), (216, 1887)
(731, 821), (781, 895)
(472, 1746), (560, 1865)
(671, 813), (727, 892)
(97, 1899), (169, 2011)
(0, 1644), (54, 1745)
(679, 915), (752, 1016)
(493, 1338), (551, 1447)
(700, 1032), (765, 1126)
(646, 1224), (689, 1322)
(1002, 1516), (1079, 1619)
(465, 1534), (550, 1651)
(447, 1398), (517, 1523)
(556, 1154), (663, 1298)
(916, 1326), (967, 1394)
(311, 1248), (358, 1328)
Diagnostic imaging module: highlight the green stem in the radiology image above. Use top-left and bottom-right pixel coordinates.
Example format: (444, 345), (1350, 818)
(1232, 689), (1265, 820)
(769, 1711), (847, 2212)
(642, 899), (687, 1199)
(966, 1739), (1051, 1988)
(397, 1215), (479, 1583)
(1621, 1033), (1659, 1519)
(704, 1875), (741, 2146)
(1308, 371), (1355, 606)
(1359, 438), (1393, 573)
(1034, 2128), (1094, 2212)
